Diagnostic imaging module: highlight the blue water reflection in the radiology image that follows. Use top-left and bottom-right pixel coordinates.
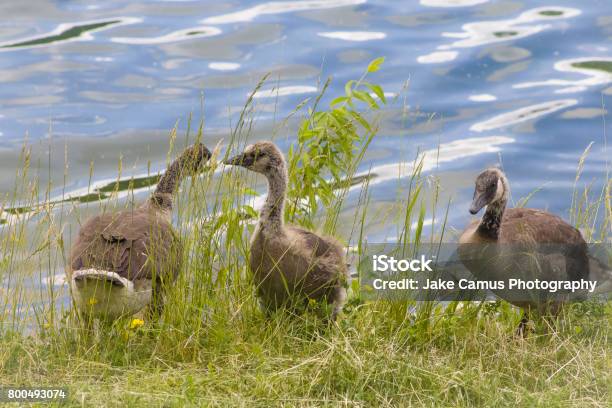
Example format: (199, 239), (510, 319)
(0, 0), (610, 240)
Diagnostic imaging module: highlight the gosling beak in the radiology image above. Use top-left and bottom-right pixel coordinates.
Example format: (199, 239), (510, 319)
(223, 153), (251, 167)
(223, 154), (241, 166)
(469, 191), (488, 215)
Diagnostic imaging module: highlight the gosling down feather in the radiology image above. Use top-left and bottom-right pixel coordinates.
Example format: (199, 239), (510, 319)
(224, 141), (349, 318)
(458, 168), (605, 320)
(69, 143), (211, 320)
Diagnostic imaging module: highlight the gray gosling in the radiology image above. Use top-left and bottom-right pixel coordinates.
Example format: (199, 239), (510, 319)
(69, 143), (211, 321)
(224, 141), (349, 318)
(458, 168), (598, 334)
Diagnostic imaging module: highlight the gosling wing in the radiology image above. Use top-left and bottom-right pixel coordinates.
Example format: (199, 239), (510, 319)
(70, 210), (182, 282)
(287, 226), (348, 294)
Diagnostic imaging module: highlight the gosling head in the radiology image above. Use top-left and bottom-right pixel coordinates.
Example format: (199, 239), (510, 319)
(223, 141), (285, 176)
(179, 143), (212, 174)
(146, 143), (211, 214)
(469, 168), (508, 215)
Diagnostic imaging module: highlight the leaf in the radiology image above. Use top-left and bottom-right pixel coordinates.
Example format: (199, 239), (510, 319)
(414, 201), (427, 244)
(366, 83), (386, 104)
(300, 129), (315, 141)
(243, 187), (259, 197)
(244, 205), (258, 218)
(351, 279), (360, 294)
(353, 90), (379, 110)
(344, 80), (355, 98)
(367, 57), (385, 73)
(330, 96), (349, 107)
(330, 110), (349, 127)
(348, 111), (371, 132)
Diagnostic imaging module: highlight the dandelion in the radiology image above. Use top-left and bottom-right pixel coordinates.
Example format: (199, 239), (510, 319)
(129, 318), (144, 329)
(88, 297), (98, 305)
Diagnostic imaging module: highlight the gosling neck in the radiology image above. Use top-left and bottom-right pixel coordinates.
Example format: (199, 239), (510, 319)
(260, 166), (287, 232)
(477, 179), (509, 240)
(156, 156), (189, 196)
(147, 154), (190, 211)
(141, 192), (173, 222)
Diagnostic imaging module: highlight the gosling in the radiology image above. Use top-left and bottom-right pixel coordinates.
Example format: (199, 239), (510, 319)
(458, 168), (596, 333)
(69, 143), (211, 321)
(224, 141), (349, 318)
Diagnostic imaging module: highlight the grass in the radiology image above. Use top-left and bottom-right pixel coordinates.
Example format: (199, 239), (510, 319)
(0, 61), (611, 407)
(1, 302), (610, 406)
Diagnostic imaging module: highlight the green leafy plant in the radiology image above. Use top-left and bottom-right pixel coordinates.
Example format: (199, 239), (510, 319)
(285, 57), (387, 228)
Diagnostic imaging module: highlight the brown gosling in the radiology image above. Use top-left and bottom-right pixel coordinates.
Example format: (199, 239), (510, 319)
(69, 143), (211, 321)
(458, 167), (595, 334)
(224, 141), (349, 318)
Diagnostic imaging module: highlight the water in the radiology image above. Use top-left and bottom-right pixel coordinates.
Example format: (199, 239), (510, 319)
(0, 1), (611, 309)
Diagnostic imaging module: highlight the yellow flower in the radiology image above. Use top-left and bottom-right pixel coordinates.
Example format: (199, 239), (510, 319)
(88, 297), (98, 305)
(129, 318), (145, 329)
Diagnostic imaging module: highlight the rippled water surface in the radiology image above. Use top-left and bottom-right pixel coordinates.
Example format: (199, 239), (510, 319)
(1, 1), (611, 301)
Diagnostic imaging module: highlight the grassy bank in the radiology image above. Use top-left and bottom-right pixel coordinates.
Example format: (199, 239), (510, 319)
(1, 301), (610, 406)
(1, 61), (611, 407)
